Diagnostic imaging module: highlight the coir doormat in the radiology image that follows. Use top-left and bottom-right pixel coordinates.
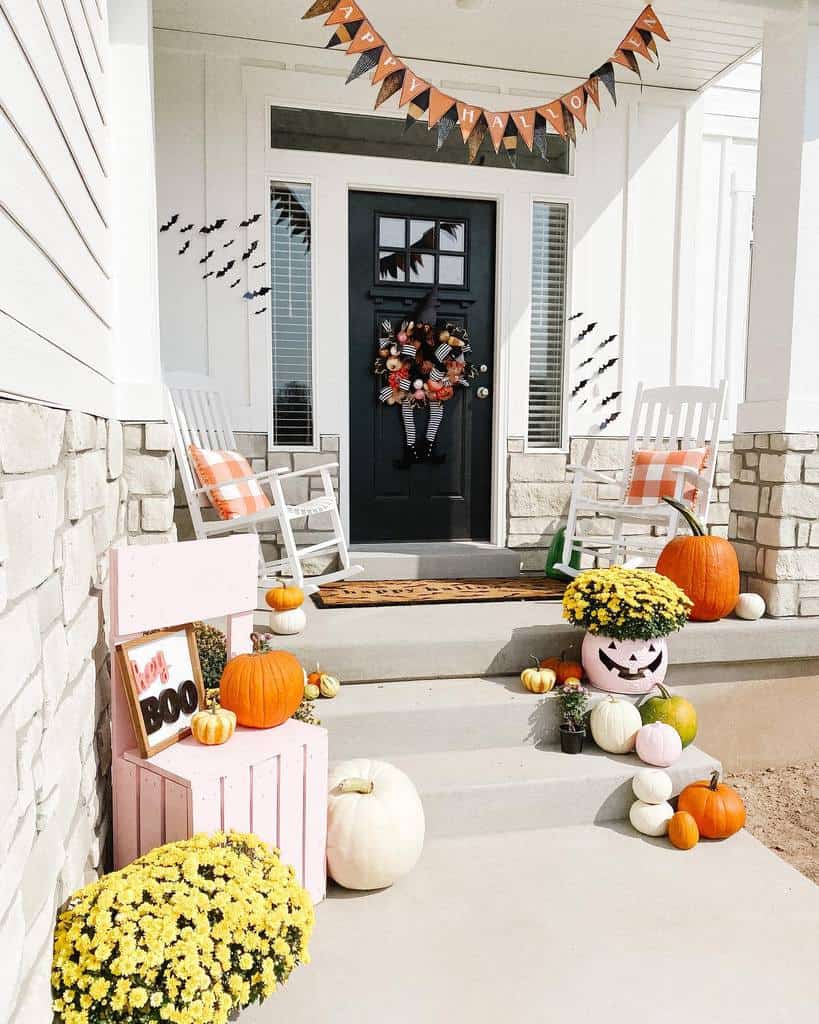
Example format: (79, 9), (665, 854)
(312, 576), (567, 609)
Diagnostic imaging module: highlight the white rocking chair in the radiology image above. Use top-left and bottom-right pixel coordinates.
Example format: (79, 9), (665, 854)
(555, 380), (728, 577)
(166, 372), (363, 591)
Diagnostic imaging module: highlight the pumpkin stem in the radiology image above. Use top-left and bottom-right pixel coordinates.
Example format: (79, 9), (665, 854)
(662, 496), (706, 537)
(250, 632), (265, 653)
(338, 777), (374, 795)
(709, 769), (721, 791)
(529, 655), (540, 667)
(655, 683), (673, 700)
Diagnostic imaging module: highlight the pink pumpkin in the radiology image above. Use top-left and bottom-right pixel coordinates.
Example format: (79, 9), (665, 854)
(581, 633), (668, 695)
(635, 722), (682, 767)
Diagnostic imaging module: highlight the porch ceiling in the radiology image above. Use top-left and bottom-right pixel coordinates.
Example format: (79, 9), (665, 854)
(152, 0), (784, 91)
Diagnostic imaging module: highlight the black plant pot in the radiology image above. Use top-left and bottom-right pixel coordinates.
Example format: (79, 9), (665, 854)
(560, 726), (586, 754)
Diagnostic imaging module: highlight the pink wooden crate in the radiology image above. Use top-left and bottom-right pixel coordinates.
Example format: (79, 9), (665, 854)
(110, 536), (327, 903)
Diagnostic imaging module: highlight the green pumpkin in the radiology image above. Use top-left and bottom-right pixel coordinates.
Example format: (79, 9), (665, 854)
(639, 683), (698, 748)
(545, 527), (580, 581)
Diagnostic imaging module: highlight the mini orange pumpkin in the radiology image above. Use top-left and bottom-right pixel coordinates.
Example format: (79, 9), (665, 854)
(668, 810), (699, 850)
(219, 634), (304, 728)
(677, 770), (746, 839)
(539, 655), (584, 683)
(191, 701), (236, 746)
(265, 585), (304, 612)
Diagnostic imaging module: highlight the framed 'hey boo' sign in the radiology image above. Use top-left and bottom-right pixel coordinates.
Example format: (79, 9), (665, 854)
(116, 624), (205, 758)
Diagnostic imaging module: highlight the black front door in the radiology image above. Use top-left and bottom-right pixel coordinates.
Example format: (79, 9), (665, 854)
(349, 191), (496, 543)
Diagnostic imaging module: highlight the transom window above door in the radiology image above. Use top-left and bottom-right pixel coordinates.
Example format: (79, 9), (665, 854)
(377, 215), (467, 287)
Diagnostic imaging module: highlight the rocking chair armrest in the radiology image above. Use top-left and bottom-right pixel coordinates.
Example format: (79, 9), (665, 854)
(192, 467), (286, 497)
(668, 466), (711, 489)
(273, 462), (339, 482)
(566, 464), (620, 486)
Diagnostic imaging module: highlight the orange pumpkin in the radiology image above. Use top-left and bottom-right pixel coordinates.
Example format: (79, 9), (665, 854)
(265, 585), (304, 612)
(539, 657), (562, 674)
(219, 634), (304, 728)
(677, 770), (746, 839)
(191, 701), (236, 746)
(668, 810), (699, 850)
(656, 498), (739, 621)
(539, 654), (584, 683)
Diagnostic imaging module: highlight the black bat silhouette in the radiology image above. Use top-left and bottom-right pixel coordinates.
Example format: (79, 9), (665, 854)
(223, 239), (235, 248)
(597, 334), (617, 349)
(578, 397), (589, 410)
(572, 378), (589, 398)
(229, 278), (241, 288)
(180, 223), (194, 233)
(202, 271), (215, 279)
(576, 321), (598, 341)
(242, 286), (271, 300)
(159, 213), (179, 232)
(600, 390), (622, 407)
(252, 262), (266, 269)
(241, 241), (259, 261)
(578, 355), (594, 368)
(199, 218), (226, 234)
(599, 411), (622, 430)
(240, 213), (262, 227)
(178, 240), (190, 255)
(199, 250), (214, 264)
(254, 307), (267, 315)
(597, 357), (618, 374)
(567, 312), (584, 321)
(215, 260), (236, 279)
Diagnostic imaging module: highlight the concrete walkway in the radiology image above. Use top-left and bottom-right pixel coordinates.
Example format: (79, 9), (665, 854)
(245, 824), (819, 1024)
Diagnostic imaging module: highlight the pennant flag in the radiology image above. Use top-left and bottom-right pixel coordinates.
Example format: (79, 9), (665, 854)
(485, 111), (509, 153)
(612, 48), (641, 77)
(347, 21), (384, 54)
(533, 113), (549, 160)
(561, 86), (588, 130)
(374, 68), (405, 108)
(584, 76), (601, 111)
(635, 4), (670, 42)
(561, 103), (576, 144)
(346, 46), (383, 83)
(457, 101), (483, 142)
(501, 119), (518, 166)
(639, 29), (659, 60)
(372, 47), (402, 84)
(325, 1), (364, 25)
(466, 115), (487, 164)
(536, 101), (566, 138)
(398, 71), (430, 108)
(591, 62), (617, 105)
(510, 109), (535, 151)
(405, 88), (431, 130)
(302, 0), (339, 19)
(326, 20), (362, 47)
(435, 106), (459, 150)
(621, 29), (653, 62)
(428, 88), (456, 128)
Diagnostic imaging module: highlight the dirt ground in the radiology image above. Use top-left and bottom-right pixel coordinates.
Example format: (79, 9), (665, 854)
(726, 762), (819, 885)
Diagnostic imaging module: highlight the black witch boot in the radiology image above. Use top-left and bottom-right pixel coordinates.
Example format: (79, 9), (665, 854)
(393, 443), (419, 470)
(426, 438), (446, 464)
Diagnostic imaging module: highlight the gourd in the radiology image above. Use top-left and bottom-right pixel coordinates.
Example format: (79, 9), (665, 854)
(734, 592), (765, 620)
(639, 683), (698, 747)
(629, 799), (674, 837)
(327, 759), (425, 890)
(303, 682), (320, 701)
(656, 498), (740, 621)
(636, 722), (682, 767)
(589, 695), (642, 754)
(668, 810), (700, 850)
(631, 767), (673, 805)
(219, 635), (304, 728)
(520, 660), (556, 694)
(265, 585), (304, 612)
(190, 702), (236, 746)
(319, 673), (341, 698)
(265, 586), (306, 635)
(677, 770), (746, 839)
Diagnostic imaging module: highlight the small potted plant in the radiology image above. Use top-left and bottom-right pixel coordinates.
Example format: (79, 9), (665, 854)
(559, 679), (589, 754)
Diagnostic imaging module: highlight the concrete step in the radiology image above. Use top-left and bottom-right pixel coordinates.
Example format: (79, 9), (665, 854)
(381, 742), (719, 838)
(349, 541), (522, 580)
(247, 825), (819, 1024)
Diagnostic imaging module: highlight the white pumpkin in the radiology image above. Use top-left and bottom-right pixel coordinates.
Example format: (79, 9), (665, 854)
(631, 767), (673, 805)
(589, 695), (642, 754)
(734, 592), (765, 620)
(269, 605), (306, 636)
(635, 722), (683, 767)
(327, 759), (425, 890)
(629, 799), (674, 837)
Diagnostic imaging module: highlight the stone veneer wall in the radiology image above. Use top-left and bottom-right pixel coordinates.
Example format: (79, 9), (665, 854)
(0, 401), (176, 1022)
(506, 436), (732, 571)
(729, 432), (819, 616)
(174, 434), (341, 577)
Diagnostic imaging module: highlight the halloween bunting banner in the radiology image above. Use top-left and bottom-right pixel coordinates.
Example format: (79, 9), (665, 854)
(301, 3), (670, 164)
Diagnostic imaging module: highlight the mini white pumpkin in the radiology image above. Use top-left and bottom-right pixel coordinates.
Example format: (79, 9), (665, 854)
(589, 695), (642, 754)
(327, 759), (425, 890)
(734, 592), (765, 620)
(269, 605), (306, 636)
(629, 798), (674, 837)
(631, 767), (673, 805)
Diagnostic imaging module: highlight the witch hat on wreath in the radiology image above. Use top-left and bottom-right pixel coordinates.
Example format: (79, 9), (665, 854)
(414, 284), (439, 326)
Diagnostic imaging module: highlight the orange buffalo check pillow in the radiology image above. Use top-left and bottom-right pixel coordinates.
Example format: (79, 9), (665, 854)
(188, 444), (272, 520)
(624, 446), (710, 506)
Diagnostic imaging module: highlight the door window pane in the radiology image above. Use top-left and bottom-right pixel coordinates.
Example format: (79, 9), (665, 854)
(408, 252), (435, 283)
(379, 250), (406, 281)
(439, 221), (465, 251)
(439, 255), (465, 285)
(409, 219), (435, 248)
(379, 216), (405, 247)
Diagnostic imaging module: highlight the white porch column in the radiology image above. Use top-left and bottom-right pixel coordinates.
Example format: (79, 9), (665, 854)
(737, 5), (819, 434)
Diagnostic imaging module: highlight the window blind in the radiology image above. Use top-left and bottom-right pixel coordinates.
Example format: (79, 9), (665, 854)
(270, 182), (314, 447)
(528, 202), (569, 448)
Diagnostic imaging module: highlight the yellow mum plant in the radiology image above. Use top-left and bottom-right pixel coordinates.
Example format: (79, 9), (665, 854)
(562, 567), (692, 641)
(52, 832), (313, 1024)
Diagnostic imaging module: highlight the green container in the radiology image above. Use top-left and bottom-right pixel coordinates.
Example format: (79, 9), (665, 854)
(545, 527), (580, 580)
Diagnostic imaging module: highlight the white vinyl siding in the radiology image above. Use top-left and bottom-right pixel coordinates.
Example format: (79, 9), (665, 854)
(527, 201), (568, 448)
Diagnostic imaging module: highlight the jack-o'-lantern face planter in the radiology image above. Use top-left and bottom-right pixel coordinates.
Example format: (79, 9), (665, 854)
(581, 632), (668, 695)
